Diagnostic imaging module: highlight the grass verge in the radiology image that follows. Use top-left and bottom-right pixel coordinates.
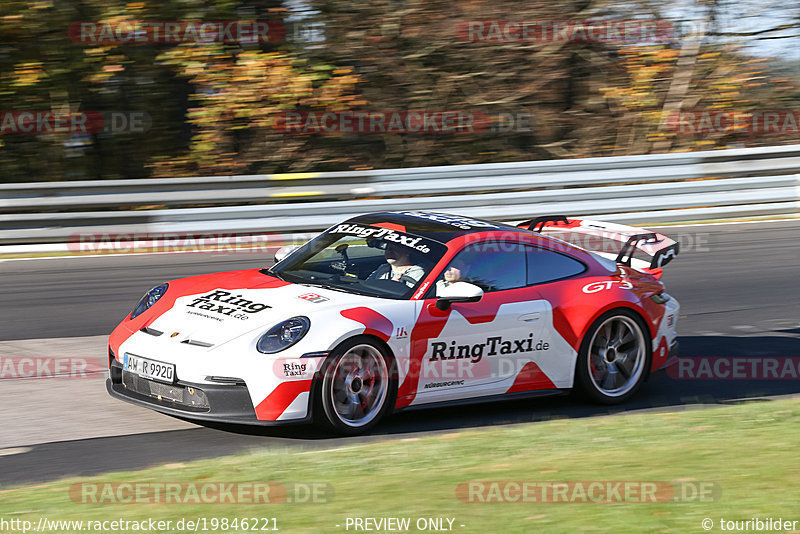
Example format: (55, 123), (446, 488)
(2, 398), (799, 533)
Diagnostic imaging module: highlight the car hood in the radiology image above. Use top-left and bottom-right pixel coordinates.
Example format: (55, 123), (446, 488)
(145, 272), (379, 348)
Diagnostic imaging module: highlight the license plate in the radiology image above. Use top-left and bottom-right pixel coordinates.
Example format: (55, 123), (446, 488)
(123, 353), (175, 383)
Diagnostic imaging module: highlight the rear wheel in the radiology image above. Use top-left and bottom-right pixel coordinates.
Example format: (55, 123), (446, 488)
(315, 336), (397, 435)
(575, 309), (651, 404)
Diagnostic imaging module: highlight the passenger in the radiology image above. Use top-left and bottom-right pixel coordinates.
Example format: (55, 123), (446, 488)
(436, 257), (470, 295)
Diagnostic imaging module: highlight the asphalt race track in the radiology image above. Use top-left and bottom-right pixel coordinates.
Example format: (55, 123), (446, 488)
(1, 220), (799, 487)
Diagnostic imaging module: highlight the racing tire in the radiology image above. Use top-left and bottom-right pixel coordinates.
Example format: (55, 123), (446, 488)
(574, 308), (652, 405)
(314, 336), (397, 435)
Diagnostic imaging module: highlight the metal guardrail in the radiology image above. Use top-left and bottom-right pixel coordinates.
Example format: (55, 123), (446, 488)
(2, 144), (800, 245)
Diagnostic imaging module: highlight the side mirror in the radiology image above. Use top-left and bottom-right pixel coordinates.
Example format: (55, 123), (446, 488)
(435, 282), (484, 310)
(274, 244), (301, 263)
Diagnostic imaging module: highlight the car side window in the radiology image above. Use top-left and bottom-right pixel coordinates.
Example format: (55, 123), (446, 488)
(525, 246), (586, 285)
(440, 242), (527, 293)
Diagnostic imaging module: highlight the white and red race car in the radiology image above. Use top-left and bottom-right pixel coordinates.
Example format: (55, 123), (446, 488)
(107, 211), (680, 435)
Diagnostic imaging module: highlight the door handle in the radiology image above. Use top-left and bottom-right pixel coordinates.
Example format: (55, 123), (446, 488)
(518, 313), (541, 322)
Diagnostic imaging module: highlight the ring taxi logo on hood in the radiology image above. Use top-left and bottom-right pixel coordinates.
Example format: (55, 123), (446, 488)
(185, 289), (270, 320)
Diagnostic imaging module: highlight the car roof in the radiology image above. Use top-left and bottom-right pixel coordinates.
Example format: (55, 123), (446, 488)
(349, 211), (528, 244)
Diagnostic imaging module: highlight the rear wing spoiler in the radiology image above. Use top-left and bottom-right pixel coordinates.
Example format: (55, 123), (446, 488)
(517, 216), (679, 277)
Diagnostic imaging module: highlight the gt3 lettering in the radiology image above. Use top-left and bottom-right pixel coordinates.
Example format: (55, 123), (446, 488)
(582, 280), (634, 293)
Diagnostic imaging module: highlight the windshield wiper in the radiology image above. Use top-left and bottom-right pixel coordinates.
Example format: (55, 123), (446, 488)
(300, 280), (381, 297)
(298, 281), (353, 294)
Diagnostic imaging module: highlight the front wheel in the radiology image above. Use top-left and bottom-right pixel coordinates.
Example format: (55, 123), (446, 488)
(575, 309), (651, 404)
(315, 336), (397, 435)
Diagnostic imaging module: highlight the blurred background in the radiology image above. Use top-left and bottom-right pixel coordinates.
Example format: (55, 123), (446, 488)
(2, 4), (800, 519)
(1, 0), (799, 183)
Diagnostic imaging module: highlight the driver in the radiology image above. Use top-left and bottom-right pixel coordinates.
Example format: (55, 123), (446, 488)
(368, 242), (425, 287)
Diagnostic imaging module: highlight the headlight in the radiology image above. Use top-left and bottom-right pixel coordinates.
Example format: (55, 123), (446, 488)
(130, 283), (168, 319)
(257, 316), (310, 354)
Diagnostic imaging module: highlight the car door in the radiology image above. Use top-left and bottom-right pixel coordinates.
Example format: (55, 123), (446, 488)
(521, 245), (591, 389)
(410, 241), (549, 403)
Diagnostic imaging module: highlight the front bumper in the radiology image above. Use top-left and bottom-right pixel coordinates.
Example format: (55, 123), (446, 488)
(654, 339), (680, 373)
(106, 359), (310, 426)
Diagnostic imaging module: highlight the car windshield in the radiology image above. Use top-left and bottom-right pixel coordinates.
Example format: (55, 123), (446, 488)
(269, 222), (448, 299)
